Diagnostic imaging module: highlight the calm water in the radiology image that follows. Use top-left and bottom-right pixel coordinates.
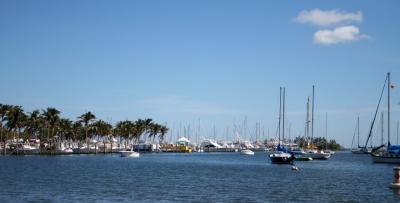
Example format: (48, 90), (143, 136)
(1, 152), (399, 202)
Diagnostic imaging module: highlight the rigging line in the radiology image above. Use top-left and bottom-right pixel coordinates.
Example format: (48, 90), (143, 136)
(365, 75), (388, 148)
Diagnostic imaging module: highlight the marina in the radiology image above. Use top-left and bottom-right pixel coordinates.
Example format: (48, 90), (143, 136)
(1, 0), (400, 202)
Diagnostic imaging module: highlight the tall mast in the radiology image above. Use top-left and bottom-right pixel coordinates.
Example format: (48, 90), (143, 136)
(388, 72), (391, 145)
(306, 96), (310, 143)
(282, 87), (285, 142)
(325, 112), (328, 149)
(357, 116), (360, 148)
(278, 87), (282, 144)
(397, 120), (399, 145)
(381, 112), (384, 146)
(311, 85), (315, 147)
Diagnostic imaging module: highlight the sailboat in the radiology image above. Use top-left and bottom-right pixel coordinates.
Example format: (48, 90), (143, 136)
(370, 72), (400, 163)
(304, 85), (331, 160)
(351, 117), (371, 154)
(293, 97), (312, 161)
(269, 87), (295, 164)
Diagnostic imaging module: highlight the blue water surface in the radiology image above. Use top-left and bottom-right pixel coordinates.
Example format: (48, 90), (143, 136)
(0, 152), (399, 202)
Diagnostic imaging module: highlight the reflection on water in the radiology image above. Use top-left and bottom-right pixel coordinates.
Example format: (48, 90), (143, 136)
(0, 152), (400, 202)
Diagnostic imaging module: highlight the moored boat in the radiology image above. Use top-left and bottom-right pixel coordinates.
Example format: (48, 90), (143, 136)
(369, 73), (400, 163)
(240, 149), (254, 155)
(269, 87), (295, 164)
(351, 147), (371, 154)
(270, 151), (295, 164)
(304, 149), (331, 160)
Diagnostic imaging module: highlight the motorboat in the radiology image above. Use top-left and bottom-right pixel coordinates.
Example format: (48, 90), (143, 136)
(304, 149), (331, 160)
(240, 149), (255, 155)
(120, 150), (140, 158)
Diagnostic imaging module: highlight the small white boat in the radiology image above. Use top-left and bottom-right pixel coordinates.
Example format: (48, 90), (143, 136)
(62, 148), (74, 154)
(120, 150), (140, 158)
(21, 144), (40, 154)
(304, 149), (331, 160)
(325, 150), (335, 155)
(240, 149), (255, 155)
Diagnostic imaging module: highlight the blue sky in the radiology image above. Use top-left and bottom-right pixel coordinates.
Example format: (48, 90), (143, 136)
(1, 1), (400, 146)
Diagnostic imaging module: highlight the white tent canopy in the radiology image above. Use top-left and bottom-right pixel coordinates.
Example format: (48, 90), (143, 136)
(177, 137), (190, 143)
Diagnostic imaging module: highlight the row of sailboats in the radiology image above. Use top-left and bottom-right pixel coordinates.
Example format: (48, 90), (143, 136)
(350, 72), (400, 163)
(269, 85), (332, 164)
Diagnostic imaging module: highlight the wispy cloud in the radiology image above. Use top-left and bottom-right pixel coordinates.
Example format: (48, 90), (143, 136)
(313, 26), (369, 45)
(294, 9), (362, 27)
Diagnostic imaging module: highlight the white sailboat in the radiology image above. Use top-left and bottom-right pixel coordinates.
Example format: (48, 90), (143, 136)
(304, 85), (331, 160)
(370, 72), (400, 163)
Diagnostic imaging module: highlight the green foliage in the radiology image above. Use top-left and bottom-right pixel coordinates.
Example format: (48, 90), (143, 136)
(294, 136), (342, 150)
(0, 103), (169, 144)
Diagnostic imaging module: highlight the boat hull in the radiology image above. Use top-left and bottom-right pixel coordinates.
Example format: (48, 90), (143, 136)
(295, 157), (313, 161)
(120, 151), (140, 158)
(351, 148), (371, 154)
(269, 156), (294, 164)
(269, 153), (294, 164)
(304, 153), (331, 160)
(371, 154), (400, 163)
(240, 150), (255, 155)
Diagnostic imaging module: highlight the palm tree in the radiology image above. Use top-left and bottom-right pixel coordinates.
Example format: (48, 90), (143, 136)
(116, 120), (133, 150)
(92, 120), (112, 153)
(78, 111), (96, 153)
(0, 104), (12, 155)
(5, 105), (27, 155)
(26, 110), (41, 139)
(134, 118), (152, 143)
(59, 118), (73, 149)
(42, 107), (61, 154)
(72, 121), (84, 151)
(159, 125), (169, 144)
(149, 123), (161, 143)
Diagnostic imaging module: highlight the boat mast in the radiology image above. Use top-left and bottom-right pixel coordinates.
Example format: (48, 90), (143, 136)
(311, 85), (315, 148)
(278, 87), (282, 145)
(364, 74), (388, 148)
(306, 96), (310, 145)
(283, 87), (285, 143)
(388, 72), (391, 145)
(357, 116), (360, 148)
(397, 120), (399, 145)
(381, 112), (384, 146)
(325, 112), (328, 150)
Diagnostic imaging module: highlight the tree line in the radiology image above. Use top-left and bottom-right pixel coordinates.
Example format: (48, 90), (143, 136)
(293, 136), (342, 150)
(0, 103), (168, 154)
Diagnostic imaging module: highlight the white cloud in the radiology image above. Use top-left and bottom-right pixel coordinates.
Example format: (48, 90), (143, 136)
(295, 9), (362, 27)
(313, 26), (368, 45)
